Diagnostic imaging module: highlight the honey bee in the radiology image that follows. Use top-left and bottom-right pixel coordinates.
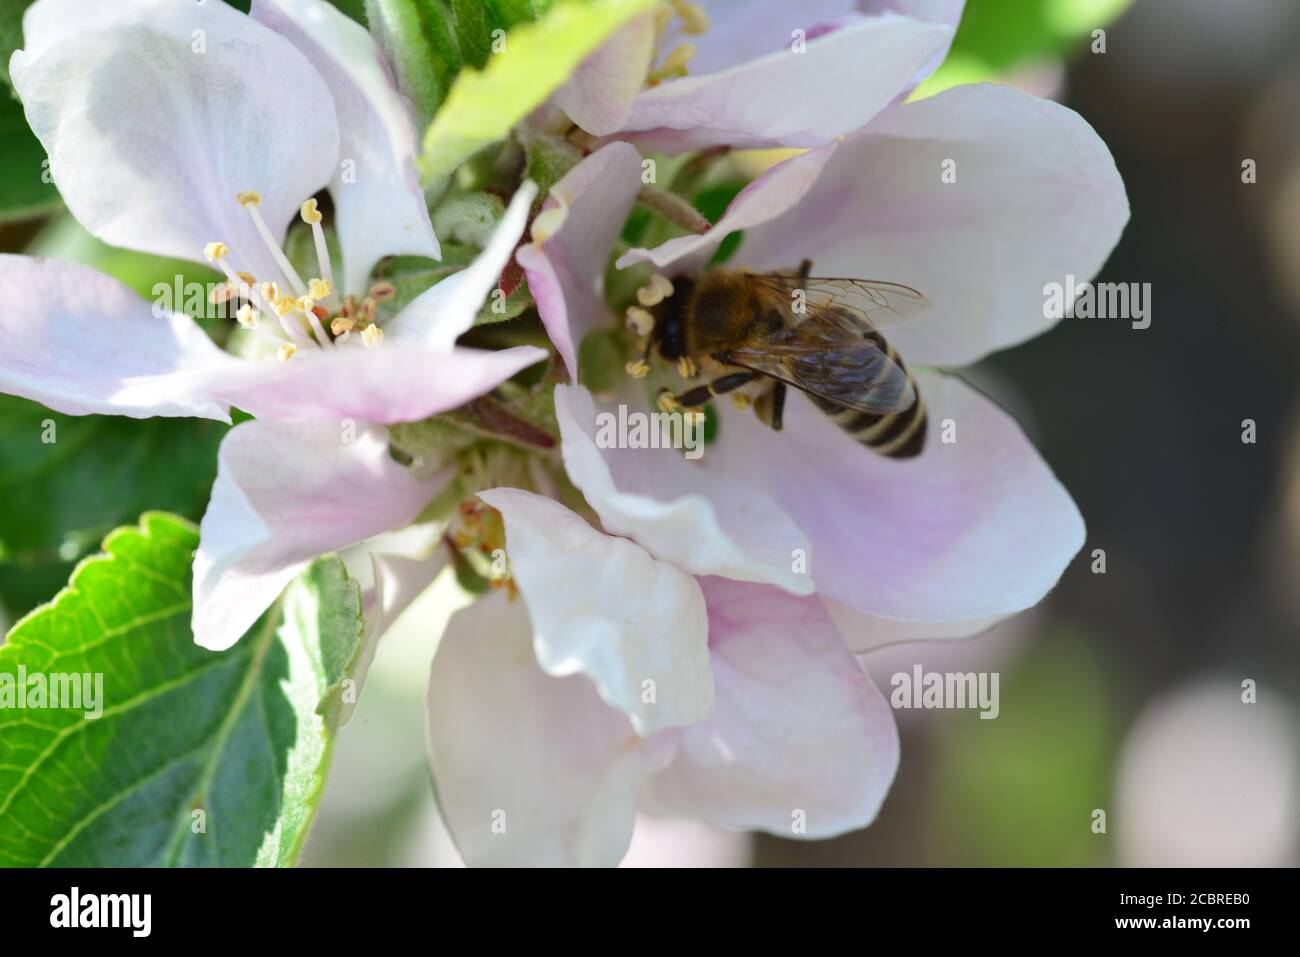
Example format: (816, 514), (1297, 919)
(638, 261), (931, 458)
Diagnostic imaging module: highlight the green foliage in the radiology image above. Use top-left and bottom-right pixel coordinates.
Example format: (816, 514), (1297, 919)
(0, 514), (366, 866)
(419, 0), (656, 184)
(0, 395), (225, 566)
(366, 0), (465, 131)
(0, 0), (32, 91)
(919, 0), (1133, 96)
(928, 629), (1118, 866)
(0, 95), (58, 222)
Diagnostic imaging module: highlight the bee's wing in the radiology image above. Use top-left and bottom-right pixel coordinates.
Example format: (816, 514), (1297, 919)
(720, 314), (916, 415)
(747, 274), (930, 332)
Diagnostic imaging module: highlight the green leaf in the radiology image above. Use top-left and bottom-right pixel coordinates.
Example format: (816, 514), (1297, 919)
(366, 0), (464, 132)
(419, 0), (657, 184)
(0, 94), (60, 223)
(927, 629), (1117, 866)
(0, 513), (367, 866)
(0, 395), (226, 567)
(0, 0), (33, 92)
(451, 0), (496, 67)
(917, 0), (1134, 96)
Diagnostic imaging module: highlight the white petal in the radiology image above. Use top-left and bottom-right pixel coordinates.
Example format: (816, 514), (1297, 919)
(205, 343), (547, 425)
(555, 384), (812, 595)
(0, 254), (233, 420)
(554, 11), (657, 136)
(252, 0), (440, 293)
(736, 84), (1130, 366)
(193, 418), (443, 651)
(667, 1), (862, 76)
(722, 371), (1086, 627)
(620, 14), (952, 152)
(642, 577), (899, 837)
(386, 182), (537, 351)
(427, 590), (641, 867)
(824, 597), (1009, 653)
(478, 488), (713, 735)
(11, 0), (339, 282)
(861, 0), (966, 87)
(517, 143), (643, 377)
(615, 143), (837, 274)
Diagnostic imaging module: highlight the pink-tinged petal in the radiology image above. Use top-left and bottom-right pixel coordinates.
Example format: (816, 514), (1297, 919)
(642, 578), (899, 837)
(0, 254), (234, 420)
(619, 815), (753, 868)
(860, 0), (965, 86)
(517, 144), (643, 377)
(736, 84), (1130, 367)
(427, 590), (641, 867)
(386, 182), (537, 351)
(619, 14), (953, 152)
(555, 384), (812, 595)
(11, 0), (340, 283)
(478, 488), (712, 735)
(193, 418), (443, 651)
(663, 1), (860, 77)
(252, 0), (440, 294)
(554, 12), (657, 136)
(824, 598), (1008, 653)
(616, 143), (837, 274)
(206, 344), (547, 425)
(723, 371), (1085, 627)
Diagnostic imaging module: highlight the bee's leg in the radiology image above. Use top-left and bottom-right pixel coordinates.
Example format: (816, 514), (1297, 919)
(797, 259), (812, 280)
(769, 381), (786, 430)
(661, 371), (757, 411)
(752, 380), (787, 431)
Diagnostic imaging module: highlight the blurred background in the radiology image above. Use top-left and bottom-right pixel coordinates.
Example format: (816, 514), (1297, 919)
(2, 0), (1299, 866)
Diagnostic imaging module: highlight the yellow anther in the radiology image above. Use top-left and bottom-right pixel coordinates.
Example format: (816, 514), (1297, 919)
(236, 271), (256, 286)
(308, 277), (333, 300)
(731, 392), (752, 410)
(625, 359), (650, 379)
(331, 316), (355, 336)
(657, 390), (681, 414)
(361, 324), (384, 349)
(637, 284), (666, 308)
(277, 342), (297, 362)
(300, 198), (323, 224)
(368, 281), (396, 303)
(260, 281), (280, 302)
(204, 242), (228, 262)
(235, 304), (258, 329)
(626, 305), (655, 336)
(650, 273), (674, 298)
(669, 0), (709, 34)
(237, 190), (262, 208)
(677, 355), (697, 379)
(648, 43), (695, 84)
(295, 296), (316, 314)
(273, 294), (296, 316)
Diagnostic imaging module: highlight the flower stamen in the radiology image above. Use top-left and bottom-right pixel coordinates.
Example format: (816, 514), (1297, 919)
(300, 199), (336, 301)
(648, 43), (695, 85)
(626, 305), (655, 336)
(239, 190), (308, 296)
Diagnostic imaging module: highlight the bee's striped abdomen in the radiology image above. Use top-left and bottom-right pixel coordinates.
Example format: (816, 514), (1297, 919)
(809, 337), (926, 459)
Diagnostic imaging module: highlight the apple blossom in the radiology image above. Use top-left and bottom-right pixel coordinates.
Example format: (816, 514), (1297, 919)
(0, 0), (549, 650)
(417, 1), (1129, 866)
(557, 0), (965, 150)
